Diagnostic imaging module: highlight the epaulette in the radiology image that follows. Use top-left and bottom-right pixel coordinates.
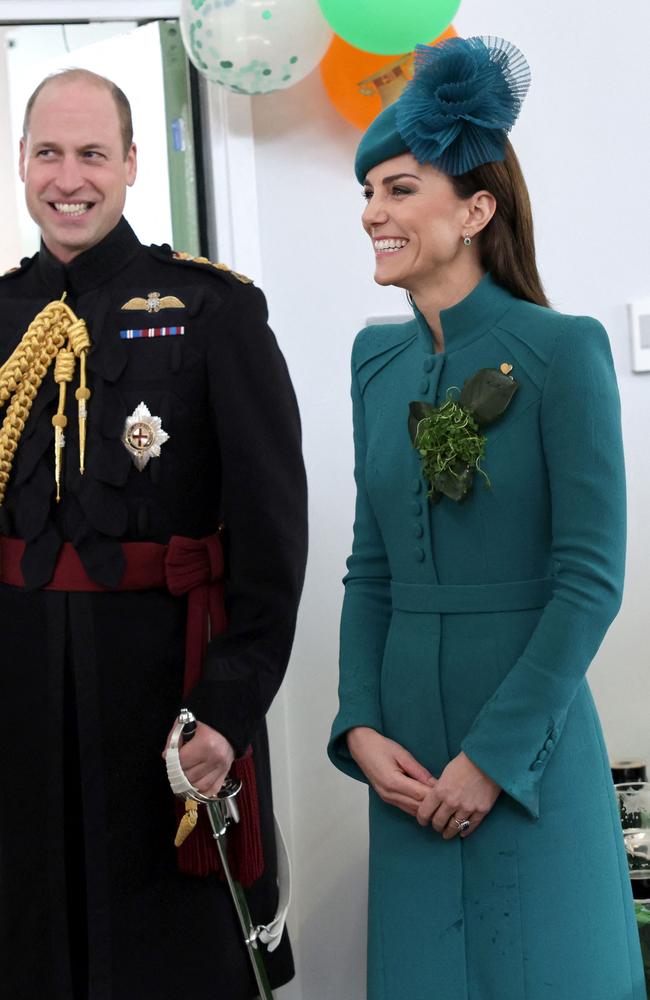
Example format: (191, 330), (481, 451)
(1, 255), (36, 280)
(167, 248), (253, 285)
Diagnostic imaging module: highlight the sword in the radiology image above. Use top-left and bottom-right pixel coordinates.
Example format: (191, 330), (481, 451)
(166, 709), (275, 1000)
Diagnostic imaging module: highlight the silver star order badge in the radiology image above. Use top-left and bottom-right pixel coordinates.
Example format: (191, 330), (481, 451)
(123, 401), (170, 471)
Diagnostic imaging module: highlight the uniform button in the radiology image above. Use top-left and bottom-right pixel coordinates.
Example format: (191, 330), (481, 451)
(530, 760), (543, 771)
(413, 547), (425, 562)
(411, 478), (422, 494)
(410, 501), (422, 516)
(544, 738), (554, 752)
(537, 749), (548, 762)
(422, 357), (434, 372)
(419, 378), (430, 393)
(412, 523), (424, 539)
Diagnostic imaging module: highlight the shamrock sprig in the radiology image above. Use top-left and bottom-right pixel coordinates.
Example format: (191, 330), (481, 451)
(408, 365), (519, 503)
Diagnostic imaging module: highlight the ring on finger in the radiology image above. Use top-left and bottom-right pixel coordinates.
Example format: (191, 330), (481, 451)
(450, 817), (471, 833)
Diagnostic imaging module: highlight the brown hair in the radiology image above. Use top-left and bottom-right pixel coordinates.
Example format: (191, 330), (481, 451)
(451, 139), (549, 308)
(22, 69), (134, 158)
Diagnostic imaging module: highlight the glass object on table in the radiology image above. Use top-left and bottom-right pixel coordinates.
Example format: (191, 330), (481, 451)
(616, 782), (650, 900)
(611, 759), (647, 785)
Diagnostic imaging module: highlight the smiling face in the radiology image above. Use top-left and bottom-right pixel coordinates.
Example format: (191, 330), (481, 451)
(19, 78), (137, 263)
(362, 152), (485, 295)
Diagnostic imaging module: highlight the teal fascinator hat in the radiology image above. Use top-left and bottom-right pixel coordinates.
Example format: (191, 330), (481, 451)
(355, 36), (531, 183)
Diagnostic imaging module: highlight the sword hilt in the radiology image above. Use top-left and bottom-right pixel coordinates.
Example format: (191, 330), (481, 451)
(166, 713), (275, 997)
(210, 775), (242, 832)
(167, 709), (242, 825)
(179, 707), (197, 743)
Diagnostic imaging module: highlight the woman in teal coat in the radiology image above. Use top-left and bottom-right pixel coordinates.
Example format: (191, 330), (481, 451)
(328, 36), (645, 999)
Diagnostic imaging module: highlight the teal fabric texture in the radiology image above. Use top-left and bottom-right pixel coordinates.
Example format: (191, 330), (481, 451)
(354, 36), (531, 182)
(328, 274), (645, 999)
(354, 103), (406, 184)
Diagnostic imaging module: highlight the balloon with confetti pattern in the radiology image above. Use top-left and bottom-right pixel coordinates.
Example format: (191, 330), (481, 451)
(180, 0), (333, 95)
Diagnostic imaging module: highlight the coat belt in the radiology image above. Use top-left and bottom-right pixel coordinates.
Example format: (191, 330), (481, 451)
(390, 577), (554, 614)
(0, 533), (226, 693)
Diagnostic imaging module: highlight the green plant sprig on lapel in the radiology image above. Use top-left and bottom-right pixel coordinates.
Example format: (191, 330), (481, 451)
(408, 366), (519, 504)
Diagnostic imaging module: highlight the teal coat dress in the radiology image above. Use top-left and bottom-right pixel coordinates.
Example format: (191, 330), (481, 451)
(328, 274), (645, 999)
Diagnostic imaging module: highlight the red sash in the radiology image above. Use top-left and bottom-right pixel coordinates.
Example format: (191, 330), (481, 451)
(0, 533), (264, 886)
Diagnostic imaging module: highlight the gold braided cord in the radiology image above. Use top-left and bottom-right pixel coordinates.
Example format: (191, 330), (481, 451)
(69, 318), (92, 474)
(0, 300), (91, 506)
(53, 349), (75, 502)
(54, 348), (75, 385)
(0, 311), (66, 404)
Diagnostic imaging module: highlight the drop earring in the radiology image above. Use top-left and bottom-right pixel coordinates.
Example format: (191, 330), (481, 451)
(463, 233), (472, 247)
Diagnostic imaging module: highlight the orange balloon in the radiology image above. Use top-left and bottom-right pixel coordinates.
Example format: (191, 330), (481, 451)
(321, 25), (457, 131)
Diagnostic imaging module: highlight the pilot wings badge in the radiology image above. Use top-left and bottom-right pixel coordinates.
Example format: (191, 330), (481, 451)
(121, 291), (185, 313)
(123, 402), (170, 471)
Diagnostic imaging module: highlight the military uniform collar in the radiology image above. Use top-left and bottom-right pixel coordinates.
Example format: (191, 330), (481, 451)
(412, 272), (516, 355)
(37, 216), (141, 297)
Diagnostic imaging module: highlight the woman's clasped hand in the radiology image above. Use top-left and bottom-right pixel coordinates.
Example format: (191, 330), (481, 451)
(347, 726), (501, 839)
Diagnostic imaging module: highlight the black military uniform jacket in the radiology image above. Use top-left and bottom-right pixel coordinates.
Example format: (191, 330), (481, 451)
(0, 218), (307, 1000)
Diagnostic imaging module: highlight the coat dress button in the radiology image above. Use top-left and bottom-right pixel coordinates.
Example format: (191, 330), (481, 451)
(413, 547), (425, 562)
(412, 523), (424, 539)
(544, 738), (554, 752)
(410, 501), (422, 515)
(411, 479), (422, 494)
(422, 357), (434, 372)
(530, 760), (544, 771)
(419, 378), (430, 393)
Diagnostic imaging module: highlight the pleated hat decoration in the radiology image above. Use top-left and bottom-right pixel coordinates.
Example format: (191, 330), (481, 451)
(355, 35), (531, 183)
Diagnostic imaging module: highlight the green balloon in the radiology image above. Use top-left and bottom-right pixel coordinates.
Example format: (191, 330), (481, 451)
(318, 0), (461, 54)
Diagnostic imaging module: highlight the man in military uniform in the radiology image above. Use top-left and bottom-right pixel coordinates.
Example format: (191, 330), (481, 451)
(0, 69), (307, 999)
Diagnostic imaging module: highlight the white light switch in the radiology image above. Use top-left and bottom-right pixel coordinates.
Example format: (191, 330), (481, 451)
(628, 301), (650, 372)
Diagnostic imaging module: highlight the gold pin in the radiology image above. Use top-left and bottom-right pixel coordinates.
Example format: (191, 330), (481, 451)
(500, 363), (513, 375)
(121, 291), (186, 313)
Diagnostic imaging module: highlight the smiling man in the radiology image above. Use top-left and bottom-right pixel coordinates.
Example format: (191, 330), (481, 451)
(20, 72), (137, 262)
(0, 70), (307, 1000)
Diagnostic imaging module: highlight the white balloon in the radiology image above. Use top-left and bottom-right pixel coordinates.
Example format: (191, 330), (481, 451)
(180, 0), (333, 95)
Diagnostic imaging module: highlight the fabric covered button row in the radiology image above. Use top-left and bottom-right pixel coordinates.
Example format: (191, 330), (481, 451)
(530, 735), (556, 770)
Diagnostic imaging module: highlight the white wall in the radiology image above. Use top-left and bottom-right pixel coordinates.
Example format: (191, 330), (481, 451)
(244, 2), (650, 997)
(0, 30), (21, 271)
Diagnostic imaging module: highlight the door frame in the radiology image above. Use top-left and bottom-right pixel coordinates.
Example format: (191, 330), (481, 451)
(0, 2), (179, 22)
(0, 0), (262, 279)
